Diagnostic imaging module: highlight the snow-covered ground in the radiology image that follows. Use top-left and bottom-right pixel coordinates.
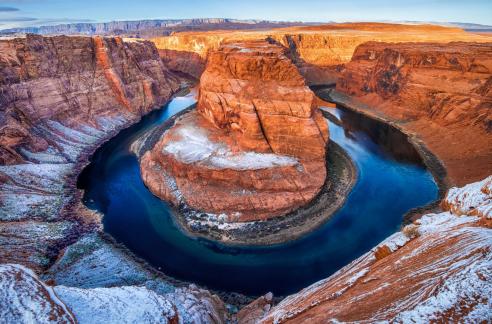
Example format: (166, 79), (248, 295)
(1, 263), (226, 324)
(0, 116), (131, 222)
(261, 175), (492, 323)
(163, 115), (299, 170)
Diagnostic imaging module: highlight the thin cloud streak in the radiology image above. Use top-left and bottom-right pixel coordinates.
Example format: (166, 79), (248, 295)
(0, 6), (19, 12)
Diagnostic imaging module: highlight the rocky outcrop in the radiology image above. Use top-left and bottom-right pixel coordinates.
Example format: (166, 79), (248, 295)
(0, 34), (179, 271)
(0, 263), (227, 323)
(140, 40), (328, 222)
(151, 23), (491, 84)
(158, 48), (205, 78)
(336, 41), (492, 185)
(256, 175), (492, 323)
(0, 35), (230, 321)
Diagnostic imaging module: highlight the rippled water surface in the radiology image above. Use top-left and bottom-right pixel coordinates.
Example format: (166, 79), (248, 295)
(78, 89), (438, 295)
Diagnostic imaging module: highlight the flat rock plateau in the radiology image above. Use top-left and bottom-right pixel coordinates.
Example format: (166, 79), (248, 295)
(0, 22), (491, 323)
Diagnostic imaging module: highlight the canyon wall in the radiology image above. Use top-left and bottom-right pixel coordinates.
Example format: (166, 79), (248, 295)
(151, 23), (491, 84)
(256, 175), (492, 323)
(0, 34), (179, 271)
(140, 40), (328, 223)
(0, 34), (229, 322)
(335, 41), (492, 185)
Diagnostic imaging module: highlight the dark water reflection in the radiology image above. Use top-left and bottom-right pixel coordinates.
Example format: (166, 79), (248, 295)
(78, 89), (438, 296)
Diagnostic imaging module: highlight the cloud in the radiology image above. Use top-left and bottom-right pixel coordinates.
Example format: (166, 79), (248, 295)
(0, 16), (36, 22)
(0, 17), (96, 30)
(0, 6), (19, 12)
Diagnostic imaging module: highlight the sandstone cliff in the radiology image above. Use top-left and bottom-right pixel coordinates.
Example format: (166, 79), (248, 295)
(255, 175), (492, 323)
(0, 34), (228, 322)
(151, 23), (491, 84)
(140, 40), (328, 222)
(335, 41), (492, 185)
(0, 34), (179, 271)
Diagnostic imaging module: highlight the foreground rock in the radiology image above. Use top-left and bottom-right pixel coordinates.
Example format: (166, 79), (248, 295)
(0, 263), (227, 323)
(141, 40), (328, 223)
(0, 34), (179, 270)
(335, 41), (492, 185)
(256, 175), (492, 323)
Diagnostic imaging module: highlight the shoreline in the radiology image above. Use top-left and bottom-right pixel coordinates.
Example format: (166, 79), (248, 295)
(317, 87), (450, 224)
(169, 140), (357, 246)
(132, 103), (358, 246)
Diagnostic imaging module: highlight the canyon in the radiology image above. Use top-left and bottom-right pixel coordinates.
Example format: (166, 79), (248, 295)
(0, 21), (491, 323)
(140, 40), (329, 227)
(334, 41), (492, 186)
(0, 34), (179, 271)
(151, 23), (490, 83)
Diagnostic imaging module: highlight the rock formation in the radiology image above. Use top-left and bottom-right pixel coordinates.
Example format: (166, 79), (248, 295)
(0, 34), (179, 271)
(151, 23), (491, 84)
(0, 263), (227, 323)
(140, 40), (328, 222)
(256, 175), (492, 323)
(335, 41), (492, 185)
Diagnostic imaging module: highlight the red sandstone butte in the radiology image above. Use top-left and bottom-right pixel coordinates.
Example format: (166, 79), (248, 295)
(141, 40), (328, 222)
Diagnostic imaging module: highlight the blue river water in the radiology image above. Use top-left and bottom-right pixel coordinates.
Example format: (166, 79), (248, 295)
(78, 88), (438, 295)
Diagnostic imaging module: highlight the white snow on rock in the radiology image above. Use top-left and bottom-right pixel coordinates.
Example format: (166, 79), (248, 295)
(0, 115), (134, 222)
(261, 175), (492, 323)
(1, 263), (227, 324)
(163, 117), (298, 170)
(54, 285), (176, 324)
(0, 264), (75, 323)
(43, 233), (171, 290)
(443, 175), (492, 218)
(392, 227), (492, 323)
(374, 231), (410, 253)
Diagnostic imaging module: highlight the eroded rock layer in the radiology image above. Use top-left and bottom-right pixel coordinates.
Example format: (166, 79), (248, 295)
(257, 175), (492, 323)
(0, 34), (179, 271)
(151, 23), (491, 84)
(335, 41), (492, 185)
(141, 40), (328, 221)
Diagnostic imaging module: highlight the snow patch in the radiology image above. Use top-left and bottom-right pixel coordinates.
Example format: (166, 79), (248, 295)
(163, 121), (298, 170)
(444, 175), (492, 218)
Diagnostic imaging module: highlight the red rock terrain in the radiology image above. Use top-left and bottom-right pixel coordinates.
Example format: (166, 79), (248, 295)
(0, 34), (228, 322)
(141, 40), (328, 222)
(0, 34), (179, 271)
(255, 175), (492, 323)
(335, 41), (492, 185)
(151, 23), (491, 84)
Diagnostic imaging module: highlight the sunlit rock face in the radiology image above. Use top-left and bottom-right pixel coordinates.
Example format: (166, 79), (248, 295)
(0, 34), (179, 271)
(151, 23), (490, 84)
(141, 40), (328, 221)
(336, 41), (492, 185)
(256, 175), (492, 323)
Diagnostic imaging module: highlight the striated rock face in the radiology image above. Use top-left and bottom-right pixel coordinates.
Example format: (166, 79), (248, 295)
(0, 34), (179, 271)
(158, 48), (205, 78)
(0, 263), (227, 324)
(141, 40), (328, 221)
(336, 41), (492, 185)
(257, 175), (492, 323)
(151, 23), (491, 84)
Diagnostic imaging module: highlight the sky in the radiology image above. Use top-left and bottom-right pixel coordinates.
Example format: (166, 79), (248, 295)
(0, 0), (491, 30)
